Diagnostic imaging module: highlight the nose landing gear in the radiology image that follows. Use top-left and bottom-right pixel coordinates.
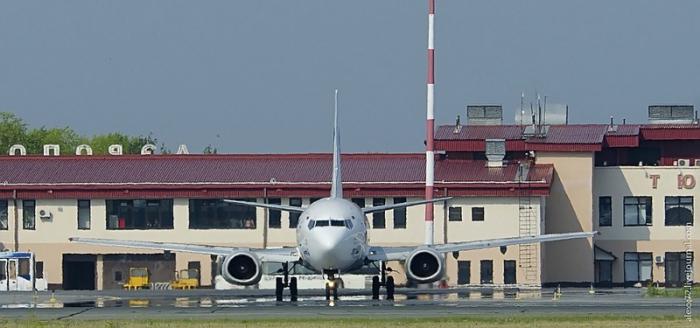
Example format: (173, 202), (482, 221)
(371, 261), (395, 300)
(275, 262), (298, 302)
(323, 270), (341, 301)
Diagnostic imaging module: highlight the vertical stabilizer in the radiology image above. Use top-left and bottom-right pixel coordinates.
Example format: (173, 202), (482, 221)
(331, 89), (343, 199)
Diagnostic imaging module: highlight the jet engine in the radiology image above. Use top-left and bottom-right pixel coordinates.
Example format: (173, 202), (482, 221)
(221, 251), (262, 286)
(405, 247), (444, 283)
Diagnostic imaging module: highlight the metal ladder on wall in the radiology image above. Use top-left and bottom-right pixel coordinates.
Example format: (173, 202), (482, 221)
(517, 162), (539, 284)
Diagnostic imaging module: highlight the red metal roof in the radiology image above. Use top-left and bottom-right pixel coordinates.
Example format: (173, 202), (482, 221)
(0, 154), (552, 199)
(436, 123), (700, 151)
(435, 125), (524, 141)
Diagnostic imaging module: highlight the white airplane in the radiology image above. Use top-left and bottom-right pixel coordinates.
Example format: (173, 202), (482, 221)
(71, 90), (594, 301)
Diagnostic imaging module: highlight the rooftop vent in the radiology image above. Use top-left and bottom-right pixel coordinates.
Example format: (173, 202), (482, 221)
(485, 139), (506, 167)
(648, 105), (694, 124)
(467, 105), (503, 125)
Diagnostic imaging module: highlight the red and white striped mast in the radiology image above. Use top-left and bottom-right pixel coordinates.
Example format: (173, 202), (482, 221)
(424, 0), (436, 245)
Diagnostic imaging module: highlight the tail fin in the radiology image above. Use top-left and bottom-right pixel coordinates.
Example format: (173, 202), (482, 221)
(331, 89), (343, 198)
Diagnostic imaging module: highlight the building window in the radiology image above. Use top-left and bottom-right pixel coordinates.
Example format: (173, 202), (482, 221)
(480, 260), (493, 284)
(393, 197), (406, 229)
(665, 196), (693, 226)
(78, 200), (91, 230)
(598, 196), (612, 227)
(188, 199), (255, 229)
(351, 198), (365, 208)
(268, 198), (281, 229)
(0, 200), (7, 230)
(448, 207), (462, 221)
(504, 260), (517, 284)
(624, 252), (652, 285)
(457, 260), (470, 285)
(106, 199), (174, 230)
(288, 198), (302, 228)
(22, 200), (35, 230)
(623, 197), (652, 226)
(472, 207), (485, 221)
(372, 198), (385, 229)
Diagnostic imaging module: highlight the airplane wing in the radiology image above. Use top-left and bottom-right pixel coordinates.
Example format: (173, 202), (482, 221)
(68, 237), (299, 263)
(362, 197), (451, 214)
(366, 231), (596, 261)
(223, 199), (305, 213)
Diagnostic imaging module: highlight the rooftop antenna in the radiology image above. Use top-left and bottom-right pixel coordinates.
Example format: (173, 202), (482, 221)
(520, 92), (525, 126)
(543, 95), (548, 126)
(537, 94), (542, 135)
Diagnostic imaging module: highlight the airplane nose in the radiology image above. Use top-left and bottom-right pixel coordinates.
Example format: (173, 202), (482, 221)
(318, 231), (343, 252)
(318, 236), (340, 252)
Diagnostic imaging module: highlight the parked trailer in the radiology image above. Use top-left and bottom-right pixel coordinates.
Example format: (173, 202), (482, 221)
(0, 252), (47, 291)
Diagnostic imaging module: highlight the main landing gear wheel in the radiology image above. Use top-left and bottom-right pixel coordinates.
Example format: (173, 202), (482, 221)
(275, 262), (298, 302)
(290, 277), (298, 302)
(371, 276), (380, 300)
(372, 261), (396, 301)
(275, 277), (284, 302)
(385, 276), (395, 300)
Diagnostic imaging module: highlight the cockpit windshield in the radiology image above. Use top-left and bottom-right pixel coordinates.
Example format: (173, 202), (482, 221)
(308, 219), (353, 230)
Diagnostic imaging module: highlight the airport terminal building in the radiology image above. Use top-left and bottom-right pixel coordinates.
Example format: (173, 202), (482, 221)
(0, 106), (698, 290)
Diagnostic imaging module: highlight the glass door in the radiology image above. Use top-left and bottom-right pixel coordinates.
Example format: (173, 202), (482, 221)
(7, 259), (18, 291)
(0, 259), (7, 291)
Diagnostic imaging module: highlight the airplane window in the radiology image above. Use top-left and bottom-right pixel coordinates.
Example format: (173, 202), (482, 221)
(315, 220), (330, 227)
(345, 219), (353, 229)
(330, 220), (345, 227)
(307, 220), (315, 230)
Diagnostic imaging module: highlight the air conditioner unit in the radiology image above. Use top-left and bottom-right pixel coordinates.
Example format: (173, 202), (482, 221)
(677, 159), (691, 167)
(655, 256), (664, 264)
(38, 209), (52, 220)
(695, 159), (700, 166)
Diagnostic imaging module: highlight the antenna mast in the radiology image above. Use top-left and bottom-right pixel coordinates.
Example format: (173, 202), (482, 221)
(424, 0), (436, 245)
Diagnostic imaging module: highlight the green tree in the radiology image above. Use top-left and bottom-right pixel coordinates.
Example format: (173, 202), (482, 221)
(24, 126), (82, 154)
(88, 133), (133, 155)
(0, 112), (28, 153)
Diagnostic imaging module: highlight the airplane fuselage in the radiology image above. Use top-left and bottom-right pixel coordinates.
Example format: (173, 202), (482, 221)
(295, 197), (369, 274)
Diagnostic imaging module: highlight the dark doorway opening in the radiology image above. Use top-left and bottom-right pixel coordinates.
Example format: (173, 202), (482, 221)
(480, 260), (493, 284)
(62, 254), (96, 290)
(504, 260), (517, 284)
(457, 261), (470, 285)
(594, 260), (613, 288)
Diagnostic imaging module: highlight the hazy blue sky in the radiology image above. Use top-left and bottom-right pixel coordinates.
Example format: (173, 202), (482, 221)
(1, 1), (699, 153)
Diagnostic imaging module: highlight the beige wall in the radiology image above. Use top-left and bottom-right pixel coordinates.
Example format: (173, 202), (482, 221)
(537, 152), (595, 284)
(593, 166), (699, 284)
(4, 195), (543, 289)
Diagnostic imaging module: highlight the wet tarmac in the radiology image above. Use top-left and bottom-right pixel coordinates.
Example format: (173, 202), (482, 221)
(0, 288), (692, 320)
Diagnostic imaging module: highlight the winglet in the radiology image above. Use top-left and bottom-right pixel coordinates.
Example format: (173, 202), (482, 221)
(331, 89), (343, 199)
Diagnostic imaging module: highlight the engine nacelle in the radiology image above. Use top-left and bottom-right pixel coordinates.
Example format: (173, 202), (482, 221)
(405, 247), (444, 283)
(221, 251), (262, 286)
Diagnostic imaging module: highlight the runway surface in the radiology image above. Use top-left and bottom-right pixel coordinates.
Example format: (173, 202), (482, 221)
(0, 288), (692, 320)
